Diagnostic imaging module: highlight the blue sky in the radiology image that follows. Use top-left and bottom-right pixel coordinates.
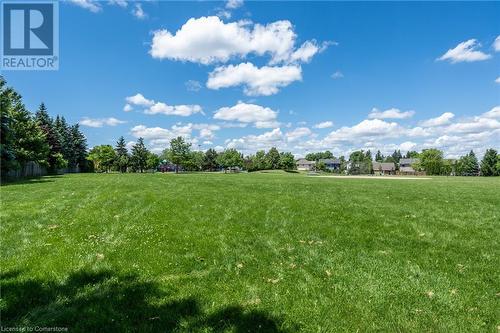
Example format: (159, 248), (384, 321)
(3, 0), (500, 158)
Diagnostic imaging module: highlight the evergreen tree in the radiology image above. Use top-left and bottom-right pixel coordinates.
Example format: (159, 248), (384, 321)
(114, 136), (129, 172)
(54, 116), (71, 163)
(0, 77), (17, 177)
(464, 150), (479, 176)
(35, 103), (65, 172)
(70, 124), (88, 170)
(365, 150), (372, 161)
(130, 137), (149, 173)
(375, 150), (384, 162)
(391, 150), (402, 164)
(3, 87), (49, 169)
(480, 148), (498, 176)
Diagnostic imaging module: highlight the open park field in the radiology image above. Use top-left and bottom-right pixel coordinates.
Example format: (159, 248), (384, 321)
(1, 173), (499, 332)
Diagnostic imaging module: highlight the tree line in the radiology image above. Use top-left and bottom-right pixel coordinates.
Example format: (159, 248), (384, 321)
(1, 77), (87, 179)
(1, 76), (498, 178)
(305, 148), (500, 176)
(88, 136), (297, 173)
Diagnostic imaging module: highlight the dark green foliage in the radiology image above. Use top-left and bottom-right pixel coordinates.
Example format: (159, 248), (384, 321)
(375, 150), (384, 162)
(35, 103), (64, 173)
(130, 138), (149, 173)
(279, 152), (296, 170)
(455, 150), (479, 176)
(114, 136), (129, 172)
(480, 149), (498, 176)
(0, 81), (49, 172)
(391, 149), (402, 164)
(265, 147), (281, 169)
(203, 148), (219, 171)
(305, 151), (334, 161)
(348, 150), (372, 174)
(405, 150), (419, 158)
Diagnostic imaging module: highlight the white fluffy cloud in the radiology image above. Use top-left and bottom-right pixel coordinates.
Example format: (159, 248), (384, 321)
(146, 103), (202, 117)
(368, 107), (415, 120)
(131, 3), (146, 19)
(314, 121), (334, 129)
(206, 62), (302, 96)
(68, 0), (102, 12)
(494, 36), (500, 52)
(226, 128), (285, 151)
(124, 93), (202, 117)
(126, 93), (154, 107)
(438, 39), (491, 63)
(213, 102), (278, 124)
(150, 16), (327, 65)
(420, 112), (455, 127)
(286, 127), (312, 142)
(108, 0), (128, 8)
(80, 117), (126, 128)
(495, 77), (500, 84)
(226, 0), (243, 9)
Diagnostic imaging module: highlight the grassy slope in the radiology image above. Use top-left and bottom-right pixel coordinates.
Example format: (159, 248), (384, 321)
(1, 173), (499, 332)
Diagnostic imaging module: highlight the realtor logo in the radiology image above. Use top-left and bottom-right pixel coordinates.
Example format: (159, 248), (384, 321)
(1, 1), (59, 70)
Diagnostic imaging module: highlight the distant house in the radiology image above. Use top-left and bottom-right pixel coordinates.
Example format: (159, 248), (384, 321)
(296, 158), (316, 171)
(399, 158), (419, 175)
(372, 162), (396, 175)
(318, 158), (341, 171)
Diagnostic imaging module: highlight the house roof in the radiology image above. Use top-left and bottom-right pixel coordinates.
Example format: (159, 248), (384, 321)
(400, 158), (419, 165)
(296, 158), (315, 165)
(400, 166), (415, 172)
(372, 162), (395, 171)
(318, 158), (341, 164)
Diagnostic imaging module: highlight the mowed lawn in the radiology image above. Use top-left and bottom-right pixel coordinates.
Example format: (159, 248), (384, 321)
(1, 173), (499, 332)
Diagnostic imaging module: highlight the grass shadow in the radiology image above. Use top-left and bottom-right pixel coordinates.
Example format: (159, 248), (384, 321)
(0, 175), (63, 187)
(0, 268), (294, 332)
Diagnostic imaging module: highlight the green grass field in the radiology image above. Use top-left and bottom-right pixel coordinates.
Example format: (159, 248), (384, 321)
(1, 173), (499, 332)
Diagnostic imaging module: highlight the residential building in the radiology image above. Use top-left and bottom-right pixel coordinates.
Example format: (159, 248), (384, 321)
(296, 158), (316, 171)
(372, 162), (396, 175)
(318, 158), (341, 171)
(399, 158), (419, 175)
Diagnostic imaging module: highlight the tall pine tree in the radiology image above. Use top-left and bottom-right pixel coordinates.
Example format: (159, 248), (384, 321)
(114, 136), (129, 172)
(35, 103), (65, 173)
(130, 138), (149, 173)
(480, 149), (498, 176)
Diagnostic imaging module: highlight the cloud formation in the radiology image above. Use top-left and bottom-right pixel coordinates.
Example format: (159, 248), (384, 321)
(213, 102), (278, 125)
(420, 112), (455, 127)
(368, 108), (415, 120)
(314, 121), (334, 129)
(438, 39), (491, 63)
(150, 16), (328, 65)
(80, 117), (126, 128)
(206, 62), (302, 96)
(124, 93), (203, 117)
